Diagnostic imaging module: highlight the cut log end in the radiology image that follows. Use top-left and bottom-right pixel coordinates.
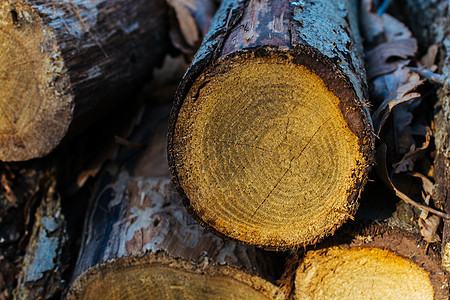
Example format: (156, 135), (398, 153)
(0, 2), (72, 161)
(295, 247), (434, 299)
(170, 49), (373, 249)
(68, 253), (282, 300)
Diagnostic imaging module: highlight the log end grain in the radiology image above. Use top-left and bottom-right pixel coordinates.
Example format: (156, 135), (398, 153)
(67, 253), (283, 300)
(295, 247), (434, 299)
(169, 47), (374, 249)
(0, 1), (73, 161)
(293, 225), (449, 300)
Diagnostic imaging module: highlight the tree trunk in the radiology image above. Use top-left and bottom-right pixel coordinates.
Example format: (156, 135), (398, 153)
(401, 0), (450, 272)
(67, 104), (285, 299)
(0, 0), (170, 162)
(287, 223), (449, 299)
(167, 0), (374, 250)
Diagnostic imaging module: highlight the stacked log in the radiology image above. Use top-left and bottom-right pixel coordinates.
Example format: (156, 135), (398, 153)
(67, 104), (285, 299)
(168, 0), (374, 249)
(288, 224), (449, 299)
(0, 0), (170, 161)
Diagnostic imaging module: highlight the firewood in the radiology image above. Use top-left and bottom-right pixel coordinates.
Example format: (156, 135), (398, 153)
(0, 0), (170, 162)
(167, 0), (374, 249)
(286, 224), (449, 299)
(67, 104), (285, 299)
(15, 175), (68, 300)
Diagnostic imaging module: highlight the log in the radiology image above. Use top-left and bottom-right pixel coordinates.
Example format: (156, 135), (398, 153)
(287, 224), (449, 299)
(15, 174), (68, 300)
(0, 0), (170, 162)
(67, 104), (285, 299)
(168, 0), (374, 249)
(400, 0), (450, 271)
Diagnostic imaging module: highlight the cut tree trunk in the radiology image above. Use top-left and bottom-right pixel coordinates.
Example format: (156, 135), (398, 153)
(401, 0), (450, 271)
(0, 0), (170, 162)
(168, 0), (374, 249)
(286, 223), (449, 299)
(67, 104), (285, 299)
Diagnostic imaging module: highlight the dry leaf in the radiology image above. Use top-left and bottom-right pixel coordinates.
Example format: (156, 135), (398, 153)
(366, 39), (417, 79)
(371, 78), (423, 135)
(167, 0), (200, 48)
(393, 128), (431, 173)
(375, 144), (449, 219)
(420, 44), (439, 70)
(380, 13), (414, 41)
(418, 215), (441, 244)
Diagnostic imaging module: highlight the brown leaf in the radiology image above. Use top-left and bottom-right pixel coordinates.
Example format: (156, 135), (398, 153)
(375, 144), (449, 219)
(420, 44), (439, 70)
(418, 215), (441, 244)
(371, 77), (423, 135)
(1, 173), (17, 204)
(366, 39), (417, 79)
(392, 128), (431, 174)
(380, 13), (414, 42)
(167, 0), (200, 48)
(360, 0), (384, 44)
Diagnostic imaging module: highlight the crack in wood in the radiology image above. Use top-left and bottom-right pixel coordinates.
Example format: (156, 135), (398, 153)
(251, 118), (331, 218)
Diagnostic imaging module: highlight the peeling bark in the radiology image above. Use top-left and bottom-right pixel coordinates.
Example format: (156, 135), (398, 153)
(15, 176), (68, 300)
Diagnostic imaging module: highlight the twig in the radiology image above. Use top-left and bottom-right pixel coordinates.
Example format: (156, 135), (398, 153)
(408, 66), (450, 87)
(376, 144), (450, 219)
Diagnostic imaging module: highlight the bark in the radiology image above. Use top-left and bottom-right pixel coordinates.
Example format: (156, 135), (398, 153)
(0, 0), (170, 162)
(401, 0), (450, 272)
(167, 0), (374, 249)
(15, 175), (68, 300)
(67, 104), (284, 299)
(0, 162), (51, 299)
(286, 223), (449, 299)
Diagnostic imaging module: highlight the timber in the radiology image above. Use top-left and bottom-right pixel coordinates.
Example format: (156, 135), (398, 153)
(168, 0), (374, 249)
(67, 104), (284, 299)
(288, 224), (449, 299)
(0, 0), (169, 161)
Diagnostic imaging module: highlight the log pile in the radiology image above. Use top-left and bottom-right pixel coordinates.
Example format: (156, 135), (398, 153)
(0, 0), (449, 298)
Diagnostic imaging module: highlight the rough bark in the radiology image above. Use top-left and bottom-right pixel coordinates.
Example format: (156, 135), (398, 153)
(15, 175), (68, 300)
(67, 104), (285, 299)
(0, 161), (54, 299)
(286, 223), (449, 299)
(0, 0), (170, 162)
(168, 0), (374, 249)
(401, 0), (450, 272)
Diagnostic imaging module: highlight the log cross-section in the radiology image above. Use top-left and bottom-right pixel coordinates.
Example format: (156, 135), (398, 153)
(168, 0), (374, 249)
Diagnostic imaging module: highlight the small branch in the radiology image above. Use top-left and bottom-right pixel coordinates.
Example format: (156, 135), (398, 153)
(408, 66), (450, 87)
(376, 144), (450, 219)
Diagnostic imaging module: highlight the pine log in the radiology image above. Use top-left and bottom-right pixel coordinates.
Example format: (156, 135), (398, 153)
(67, 104), (285, 299)
(0, 0), (170, 162)
(400, 0), (450, 271)
(287, 224), (449, 299)
(168, 0), (374, 249)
